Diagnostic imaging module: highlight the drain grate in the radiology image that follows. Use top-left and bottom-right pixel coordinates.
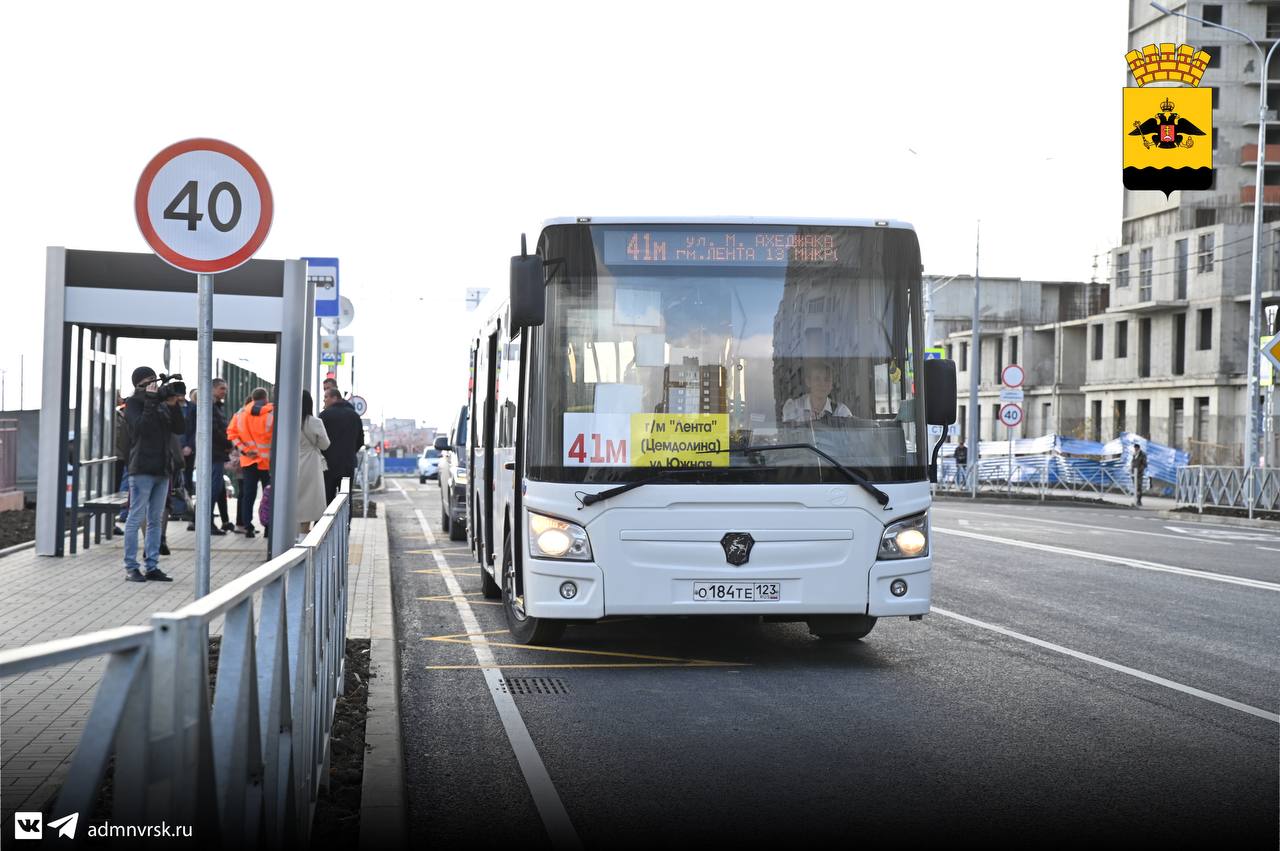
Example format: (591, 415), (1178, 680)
(497, 677), (570, 696)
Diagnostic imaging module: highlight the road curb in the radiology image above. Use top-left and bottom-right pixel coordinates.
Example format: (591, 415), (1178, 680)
(1156, 510), (1280, 529)
(0, 539), (36, 559)
(932, 493), (1120, 509)
(358, 510), (408, 850)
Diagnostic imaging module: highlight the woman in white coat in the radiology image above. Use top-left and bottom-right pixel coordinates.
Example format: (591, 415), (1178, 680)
(298, 390), (331, 532)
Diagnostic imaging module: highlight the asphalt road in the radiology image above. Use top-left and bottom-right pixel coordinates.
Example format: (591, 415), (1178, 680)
(386, 481), (1279, 848)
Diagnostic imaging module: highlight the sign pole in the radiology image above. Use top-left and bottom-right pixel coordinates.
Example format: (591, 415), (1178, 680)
(1008, 425), (1013, 497)
(315, 320), (322, 401)
(196, 273), (213, 599)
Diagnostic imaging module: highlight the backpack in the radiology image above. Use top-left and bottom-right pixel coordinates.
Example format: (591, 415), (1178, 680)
(258, 484), (273, 528)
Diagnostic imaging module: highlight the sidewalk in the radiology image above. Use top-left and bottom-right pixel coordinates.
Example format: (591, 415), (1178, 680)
(0, 515), (385, 822)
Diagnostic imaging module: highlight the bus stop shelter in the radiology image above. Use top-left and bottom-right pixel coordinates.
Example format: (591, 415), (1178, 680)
(36, 247), (312, 559)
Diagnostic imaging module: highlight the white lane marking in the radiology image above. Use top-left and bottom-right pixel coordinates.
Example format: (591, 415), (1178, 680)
(934, 526), (1280, 591)
(391, 479), (414, 503)
(1258, 546), (1280, 553)
(1163, 525), (1280, 544)
(933, 607), (1279, 723)
(411, 507), (581, 849)
(937, 507), (1228, 545)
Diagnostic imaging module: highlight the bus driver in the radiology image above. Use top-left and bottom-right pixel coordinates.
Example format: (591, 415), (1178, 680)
(782, 362), (853, 424)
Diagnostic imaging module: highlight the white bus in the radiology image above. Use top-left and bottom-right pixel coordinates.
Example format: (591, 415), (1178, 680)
(467, 218), (956, 645)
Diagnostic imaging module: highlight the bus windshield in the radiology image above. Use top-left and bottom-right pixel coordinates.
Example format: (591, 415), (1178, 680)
(527, 223), (926, 485)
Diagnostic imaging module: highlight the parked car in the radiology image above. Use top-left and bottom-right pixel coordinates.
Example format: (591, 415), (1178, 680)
(354, 447), (383, 491)
(418, 447), (442, 483)
(438, 405), (468, 541)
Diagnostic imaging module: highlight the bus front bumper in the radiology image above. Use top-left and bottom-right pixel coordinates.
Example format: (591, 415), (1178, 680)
(522, 555), (931, 620)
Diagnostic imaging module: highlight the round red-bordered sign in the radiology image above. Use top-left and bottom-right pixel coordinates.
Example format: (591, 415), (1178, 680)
(135, 138), (273, 274)
(1001, 363), (1025, 388)
(998, 403), (1023, 428)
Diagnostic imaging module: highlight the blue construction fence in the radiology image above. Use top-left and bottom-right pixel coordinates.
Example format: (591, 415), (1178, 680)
(383, 457), (418, 475)
(938, 431), (1189, 496)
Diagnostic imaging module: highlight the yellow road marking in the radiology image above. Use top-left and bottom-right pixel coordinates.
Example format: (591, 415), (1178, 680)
(425, 662), (741, 670)
(418, 594), (501, 606)
(422, 630), (748, 667)
(427, 629), (515, 639)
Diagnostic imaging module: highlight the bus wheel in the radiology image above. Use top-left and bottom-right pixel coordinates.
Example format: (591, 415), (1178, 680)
(806, 615), (876, 641)
(502, 536), (564, 644)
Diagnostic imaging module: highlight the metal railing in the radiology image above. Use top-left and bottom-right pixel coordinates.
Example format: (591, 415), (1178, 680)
(0, 481), (352, 844)
(933, 457), (1142, 501)
(0, 418), (16, 492)
(1176, 466), (1280, 517)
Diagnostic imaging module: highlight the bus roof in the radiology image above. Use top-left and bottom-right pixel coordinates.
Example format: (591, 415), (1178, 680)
(540, 216), (916, 230)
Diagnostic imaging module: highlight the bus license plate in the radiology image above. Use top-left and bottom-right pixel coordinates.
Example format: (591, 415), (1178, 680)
(692, 582), (780, 602)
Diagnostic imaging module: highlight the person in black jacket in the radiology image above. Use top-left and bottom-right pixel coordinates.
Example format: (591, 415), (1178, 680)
(319, 386), (365, 505)
(184, 379), (234, 534)
(953, 438), (969, 486)
(120, 366), (186, 582)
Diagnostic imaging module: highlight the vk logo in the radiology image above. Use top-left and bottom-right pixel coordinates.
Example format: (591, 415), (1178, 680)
(14, 812), (41, 839)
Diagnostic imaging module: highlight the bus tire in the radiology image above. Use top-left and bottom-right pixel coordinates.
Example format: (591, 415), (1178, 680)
(449, 517), (467, 542)
(806, 615), (876, 641)
(502, 534), (564, 644)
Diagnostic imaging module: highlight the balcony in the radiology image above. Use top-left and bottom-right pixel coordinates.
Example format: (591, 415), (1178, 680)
(1239, 185), (1280, 204)
(1241, 144), (1280, 165)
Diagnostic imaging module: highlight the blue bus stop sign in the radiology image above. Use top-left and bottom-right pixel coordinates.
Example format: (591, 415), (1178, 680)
(306, 257), (339, 317)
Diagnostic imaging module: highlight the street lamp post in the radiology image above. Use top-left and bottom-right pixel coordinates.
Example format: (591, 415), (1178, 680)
(1151, 3), (1279, 490)
(969, 222), (982, 498)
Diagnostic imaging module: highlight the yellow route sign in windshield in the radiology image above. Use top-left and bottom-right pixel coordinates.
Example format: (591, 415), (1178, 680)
(633, 415), (728, 468)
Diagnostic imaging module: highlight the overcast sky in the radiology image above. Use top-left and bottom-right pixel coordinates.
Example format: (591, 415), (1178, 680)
(0, 1), (1131, 426)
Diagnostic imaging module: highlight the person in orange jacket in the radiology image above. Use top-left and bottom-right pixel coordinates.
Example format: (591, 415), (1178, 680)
(228, 386), (274, 538)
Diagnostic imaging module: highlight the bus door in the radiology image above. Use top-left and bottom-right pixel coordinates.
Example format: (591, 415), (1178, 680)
(481, 328), (500, 566)
(466, 342), (479, 555)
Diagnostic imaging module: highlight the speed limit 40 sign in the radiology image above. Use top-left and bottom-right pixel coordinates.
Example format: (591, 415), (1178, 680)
(998, 403), (1023, 428)
(135, 138), (273, 273)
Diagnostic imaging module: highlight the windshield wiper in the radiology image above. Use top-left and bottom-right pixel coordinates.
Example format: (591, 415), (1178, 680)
(577, 468), (720, 508)
(578, 443), (892, 510)
(697, 443), (891, 508)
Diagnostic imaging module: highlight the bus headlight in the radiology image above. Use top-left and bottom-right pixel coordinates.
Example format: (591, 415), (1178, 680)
(880, 513), (929, 559)
(528, 512), (593, 561)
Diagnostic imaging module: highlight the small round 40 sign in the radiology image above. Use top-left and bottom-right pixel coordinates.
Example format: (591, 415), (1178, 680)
(135, 139), (273, 273)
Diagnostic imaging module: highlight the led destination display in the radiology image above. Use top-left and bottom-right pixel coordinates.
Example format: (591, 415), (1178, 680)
(602, 229), (840, 267)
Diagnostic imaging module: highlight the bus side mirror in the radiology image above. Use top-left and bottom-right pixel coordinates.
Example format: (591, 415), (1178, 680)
(510, 235), (545, 328)
(924, 359), (957, 426)
(434, 435), (449, 451)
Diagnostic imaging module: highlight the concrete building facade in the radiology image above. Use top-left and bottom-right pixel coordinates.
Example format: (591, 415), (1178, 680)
(929, 275), (1106, 443)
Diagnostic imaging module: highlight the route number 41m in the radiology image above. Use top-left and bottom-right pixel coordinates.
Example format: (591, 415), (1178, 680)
(164, 180), (242, 232)
(567, 432), (628, 464)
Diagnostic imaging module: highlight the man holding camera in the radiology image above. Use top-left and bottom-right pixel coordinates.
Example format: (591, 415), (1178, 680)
(121, 366), (186, 582)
